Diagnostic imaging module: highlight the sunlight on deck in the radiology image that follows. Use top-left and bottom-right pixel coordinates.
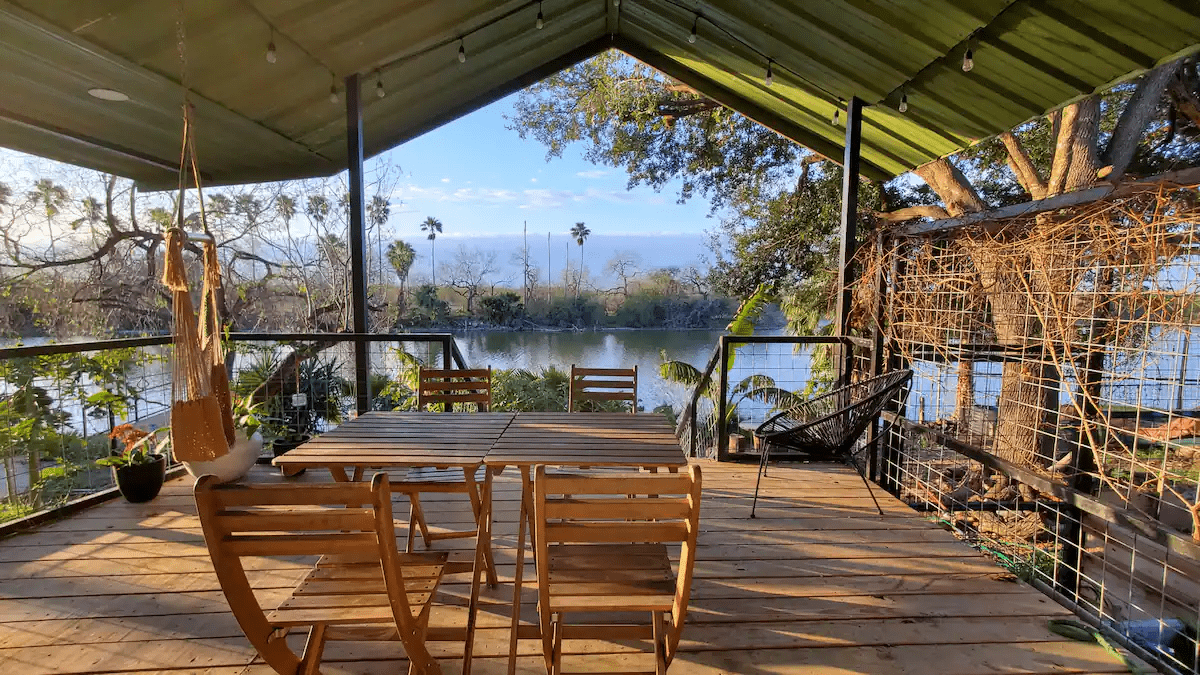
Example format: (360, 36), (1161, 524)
(0, 462), (1132, 674)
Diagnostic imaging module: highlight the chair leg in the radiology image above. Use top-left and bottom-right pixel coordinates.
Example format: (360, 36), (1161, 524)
(652, 611), (667, 675)
(408, 493), (432, 550)
(298, 623), (327, 675)
(751, 441), (771, 518)
(551, 618), (563, 675)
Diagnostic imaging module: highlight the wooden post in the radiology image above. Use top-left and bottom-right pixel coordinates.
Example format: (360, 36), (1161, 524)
(836, 97), (864, 387)
(716, 335), (730, 462)
(345, 73), (371, 415)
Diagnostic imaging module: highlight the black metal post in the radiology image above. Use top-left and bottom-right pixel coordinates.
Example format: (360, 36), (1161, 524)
(442, 337), (453, 370)
(716, 335), (730, 462)
(345, 73), (371, 415)
(836, 96), (863, 387)
(867, 229), (888, 482)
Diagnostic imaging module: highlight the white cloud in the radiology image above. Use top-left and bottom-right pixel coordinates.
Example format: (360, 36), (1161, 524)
(440, 177), (450, 183)
(576, 170), (608, 179)
(530, 178), (538, 183)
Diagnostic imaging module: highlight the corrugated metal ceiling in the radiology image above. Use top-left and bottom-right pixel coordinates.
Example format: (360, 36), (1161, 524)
(1, 0), (1197, 188)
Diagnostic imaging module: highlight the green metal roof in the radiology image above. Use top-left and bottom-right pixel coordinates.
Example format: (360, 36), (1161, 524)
(1, 0), (1197, 188)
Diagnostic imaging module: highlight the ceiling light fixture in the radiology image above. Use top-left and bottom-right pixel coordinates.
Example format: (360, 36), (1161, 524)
(375, 70), (385, 98)
(329, 79), (338, 105)
(832, 100), (842, 126)
(458, 39), (467, 63)
(536, 2), (544, 29)
(898, 91), (908, 113)
(962, 47), (974, 72)
(87, 88), (130, 102)
(688, 16), (698, 43)
(266, 28), (277, 64)
(765, 60), (774, 87)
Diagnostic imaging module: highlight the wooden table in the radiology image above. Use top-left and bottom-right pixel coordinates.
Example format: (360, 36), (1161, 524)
(273, 411), (514, 480)
(483, 413), (689, 675)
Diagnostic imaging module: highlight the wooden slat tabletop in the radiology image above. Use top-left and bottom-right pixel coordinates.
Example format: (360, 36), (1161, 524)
(485, 412), (688, 468)
(273, 412), (515, 469)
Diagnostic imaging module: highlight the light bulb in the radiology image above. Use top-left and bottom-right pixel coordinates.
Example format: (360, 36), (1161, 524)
(458, 42), (467, 63)
(329, 83), (338, 104)
(613, 0), (620, 6)
(765, 61), (774, 87)
(688, 17), (698, 43)
(265, 41), (277, 64)
(898, 92), (908, 113)
(832, 106), (840, 126)
(376, 77), (385, 99)
(962, 47), (974, 72)
(536, 2), (544, 29)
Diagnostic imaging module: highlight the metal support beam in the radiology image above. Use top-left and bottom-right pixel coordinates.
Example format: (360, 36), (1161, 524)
(345, 73), (371, 415)
(836, 96), (864, 385)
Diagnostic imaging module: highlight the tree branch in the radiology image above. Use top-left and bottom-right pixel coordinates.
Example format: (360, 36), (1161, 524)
(1103, 59), (1184, 182)
(912, 158), (987, 216)
(999, 131), (1047, 200)
(874, 205), (951, 222)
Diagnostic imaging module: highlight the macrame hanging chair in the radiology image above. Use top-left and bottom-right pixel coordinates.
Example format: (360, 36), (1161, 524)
(161, 93), (232, 462)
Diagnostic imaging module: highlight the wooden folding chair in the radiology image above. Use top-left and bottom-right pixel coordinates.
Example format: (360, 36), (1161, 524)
(391, 367), (494, 581)
(532, 465), (702, 675)
(569, 365), (637, 412)
(417, 366), (492, 412)
(194, 474), (448, 675)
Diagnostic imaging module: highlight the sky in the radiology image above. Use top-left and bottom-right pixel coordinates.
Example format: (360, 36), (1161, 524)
(368, 92), (719, 285)
(0, 89), (723, 288)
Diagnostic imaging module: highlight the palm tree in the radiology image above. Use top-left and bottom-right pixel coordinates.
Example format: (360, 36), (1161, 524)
(420, 216), (443, 285)
(386, 240), (416, 309)
(30, 179), (68, 258)
(569, 221), (590, 297)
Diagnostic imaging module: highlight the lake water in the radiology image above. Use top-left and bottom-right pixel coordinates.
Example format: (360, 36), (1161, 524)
(456, 329), (727, 411)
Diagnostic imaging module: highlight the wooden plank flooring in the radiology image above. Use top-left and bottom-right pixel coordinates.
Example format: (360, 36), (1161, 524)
(0, 461), (1135, 674)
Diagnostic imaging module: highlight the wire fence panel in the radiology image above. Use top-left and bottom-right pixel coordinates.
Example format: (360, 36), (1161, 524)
(861, 190), (1200, 674)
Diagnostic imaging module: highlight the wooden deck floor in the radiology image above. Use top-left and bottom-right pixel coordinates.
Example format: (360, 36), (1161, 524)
(0, 461), (1135, 674)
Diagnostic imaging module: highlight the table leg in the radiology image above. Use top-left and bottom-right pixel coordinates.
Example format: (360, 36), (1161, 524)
(463, 465), (498, 588)
(463, 467), (493, 675)
(328, 466), (350, 483)
(508, 466), (532, 675)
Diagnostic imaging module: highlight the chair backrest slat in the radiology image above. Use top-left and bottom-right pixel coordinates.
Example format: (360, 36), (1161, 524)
(544, 521), (690, 544)
(544, 497), (692, 520)
(417, 366), (491, 412)
(569, 364), (637, 412)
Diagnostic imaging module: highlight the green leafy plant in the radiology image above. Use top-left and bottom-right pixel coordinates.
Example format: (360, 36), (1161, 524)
(97, 423), (168, 468)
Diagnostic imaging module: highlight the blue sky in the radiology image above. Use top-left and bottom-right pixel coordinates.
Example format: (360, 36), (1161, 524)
(0, 89), (721, 286)
(374, 92), (718, 283)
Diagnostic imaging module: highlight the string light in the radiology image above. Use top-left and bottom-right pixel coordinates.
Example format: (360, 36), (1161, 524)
(536, 2), (544, 29)
(265, 30), (277, 64)
(898, 91), (908, 113)
(962, 46), (974, 72)
(458, 39), (467, 63)
(613, 0), (620, 6)
(329, 79), (338, 105)
(688, 15), (698, 43)
(375, 70), (385, 98)
(764, 60), (774, 87)
(831, 100), (842, 126)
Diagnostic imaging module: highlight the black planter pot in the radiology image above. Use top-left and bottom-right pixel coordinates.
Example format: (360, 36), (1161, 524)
(270, 435), (311, 477)
(112, 454), (167, 503)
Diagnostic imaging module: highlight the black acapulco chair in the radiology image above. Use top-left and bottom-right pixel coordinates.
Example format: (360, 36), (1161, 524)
(750, 369), (913, 517)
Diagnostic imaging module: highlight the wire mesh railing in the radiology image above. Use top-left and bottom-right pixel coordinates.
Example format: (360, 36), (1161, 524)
(0, 332), (465, 524)
(864, 190), (1200, 674)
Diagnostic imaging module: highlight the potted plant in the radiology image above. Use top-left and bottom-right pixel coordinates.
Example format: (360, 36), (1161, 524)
(181, 396), (264, 483)
(98, 424), (169, 503)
